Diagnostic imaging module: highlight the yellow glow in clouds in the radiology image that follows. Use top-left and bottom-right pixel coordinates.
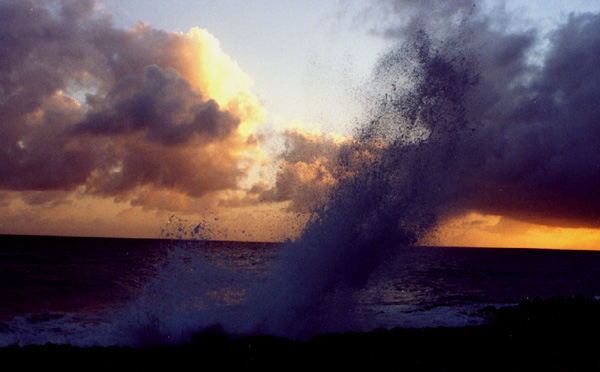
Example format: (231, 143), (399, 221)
(175, 28), (266, 140)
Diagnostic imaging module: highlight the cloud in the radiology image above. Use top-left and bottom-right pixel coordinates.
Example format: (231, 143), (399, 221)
(351, 1), (600, 230)
(349, 0), (478, 41)
(258, 127), (385, 212)
(74, 65), (240, 145)
(457, 11), (600, 227)
(0, 0), (264, 208)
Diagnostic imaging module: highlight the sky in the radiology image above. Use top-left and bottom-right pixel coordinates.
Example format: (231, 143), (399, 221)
(1, 0), (600, 249)
(98, 0), (387, 132)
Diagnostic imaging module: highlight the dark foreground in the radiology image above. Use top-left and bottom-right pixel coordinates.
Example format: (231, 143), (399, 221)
(3, 297), (600, 371)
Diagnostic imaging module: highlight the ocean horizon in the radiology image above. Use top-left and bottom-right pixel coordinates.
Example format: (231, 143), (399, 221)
(1, 234), (599, 347)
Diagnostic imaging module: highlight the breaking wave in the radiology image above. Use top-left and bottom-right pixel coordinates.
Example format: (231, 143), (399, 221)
(116, 26), (481, 344)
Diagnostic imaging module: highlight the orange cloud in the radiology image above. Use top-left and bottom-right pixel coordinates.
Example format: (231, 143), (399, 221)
(256, 125), (385, 213)
(0, 1), (265, 208)
(0, 0), (275, 239)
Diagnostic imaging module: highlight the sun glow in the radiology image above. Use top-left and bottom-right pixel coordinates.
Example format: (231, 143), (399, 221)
(430, 212), (600, 250)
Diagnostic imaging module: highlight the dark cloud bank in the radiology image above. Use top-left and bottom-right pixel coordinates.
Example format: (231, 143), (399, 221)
(455, 6), (600, 228)
(466, 11), (600, 228)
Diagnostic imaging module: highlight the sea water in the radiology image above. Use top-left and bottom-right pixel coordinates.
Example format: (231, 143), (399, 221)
(1, 234), (599, 347)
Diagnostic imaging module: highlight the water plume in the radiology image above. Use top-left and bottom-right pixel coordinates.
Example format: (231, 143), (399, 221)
(237, 28), (479, 339)
(119, 20), (482, 343)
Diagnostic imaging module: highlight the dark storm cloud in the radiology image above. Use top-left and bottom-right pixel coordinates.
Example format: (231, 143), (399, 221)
(463, 12), (600, 227)
(362, 1), (600, 228)
(75, 65), (239, 146)
(0, 0), (247, 200)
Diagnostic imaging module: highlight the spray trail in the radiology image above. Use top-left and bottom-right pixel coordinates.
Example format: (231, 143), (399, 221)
(115, 26), (480, 344)
(242, 28), (479, 339)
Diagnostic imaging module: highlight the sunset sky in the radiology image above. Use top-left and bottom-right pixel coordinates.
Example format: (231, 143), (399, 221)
(2, 0), (600, 249)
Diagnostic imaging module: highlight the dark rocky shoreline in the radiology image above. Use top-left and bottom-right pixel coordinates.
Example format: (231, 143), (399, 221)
(3, 296), (600, 371)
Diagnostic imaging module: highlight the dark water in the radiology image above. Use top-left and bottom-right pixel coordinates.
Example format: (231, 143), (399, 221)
(0, 235), (163, 321)
(1, 234), (599, 346)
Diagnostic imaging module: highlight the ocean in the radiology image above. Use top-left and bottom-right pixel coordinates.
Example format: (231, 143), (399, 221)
(1, 234), (599, 347)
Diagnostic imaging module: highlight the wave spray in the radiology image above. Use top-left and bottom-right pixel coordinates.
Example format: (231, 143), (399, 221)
(117, 24), (481, 345)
